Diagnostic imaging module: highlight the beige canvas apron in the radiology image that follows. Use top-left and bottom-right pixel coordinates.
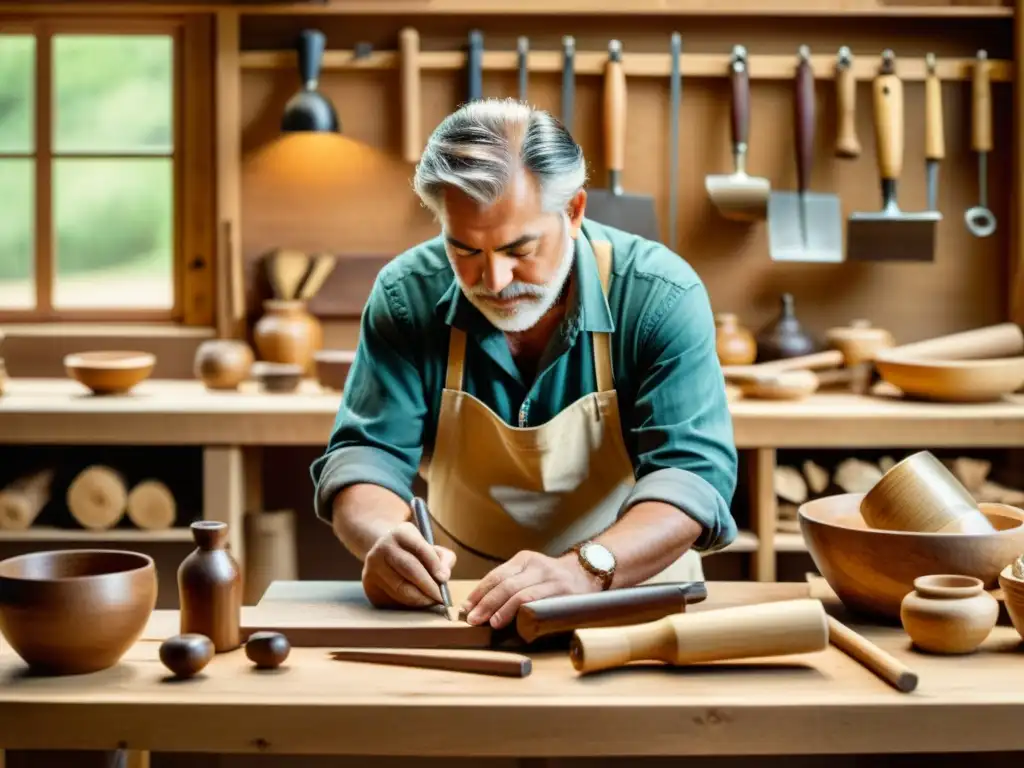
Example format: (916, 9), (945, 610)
(423, 239), (703, 585)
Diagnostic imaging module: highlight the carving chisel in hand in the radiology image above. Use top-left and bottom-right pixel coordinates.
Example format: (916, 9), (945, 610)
(410, 496), (453, 619)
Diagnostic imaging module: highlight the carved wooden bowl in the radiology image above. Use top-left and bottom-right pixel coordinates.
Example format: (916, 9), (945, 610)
(997, 565), (1024, 641)
(799, 493), (1024, 622)
(313, 349), (355, 392)
(873, 353), (1024, 403)
(0, 549), (157, 675)
(64, 351), (156, 395)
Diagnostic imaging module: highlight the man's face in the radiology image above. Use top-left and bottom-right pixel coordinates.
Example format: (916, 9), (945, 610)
(442, 170), (585, 333)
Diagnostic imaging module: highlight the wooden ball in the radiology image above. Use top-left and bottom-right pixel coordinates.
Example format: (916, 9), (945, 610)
(245, 631), (290, 669)
(160, 633), (214, 678)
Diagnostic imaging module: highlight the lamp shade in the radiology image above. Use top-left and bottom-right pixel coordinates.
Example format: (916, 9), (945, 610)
(281, 29), (340, 133)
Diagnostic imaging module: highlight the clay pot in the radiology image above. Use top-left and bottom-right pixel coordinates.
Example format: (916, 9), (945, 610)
(194, 340), (254, 391)
(715, 313), (757, 366)
(253, 300), (322, 372)
(755, 293), (818, 362)
(899, 574), (998, 654)
(178, 521), (243, 653)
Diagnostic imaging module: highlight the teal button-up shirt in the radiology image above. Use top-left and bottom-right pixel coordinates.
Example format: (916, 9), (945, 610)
(311, 218), (739, 552)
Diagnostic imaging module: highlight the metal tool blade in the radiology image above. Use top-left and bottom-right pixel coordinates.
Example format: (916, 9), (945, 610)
(768, 191), (844, 262)
(846, 209), (940, 262)
(586, 190), (661, 242)
(926, 159), (940, 213)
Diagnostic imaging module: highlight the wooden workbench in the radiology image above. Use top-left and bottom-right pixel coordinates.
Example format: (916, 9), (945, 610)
(1, 581), (1023, 759)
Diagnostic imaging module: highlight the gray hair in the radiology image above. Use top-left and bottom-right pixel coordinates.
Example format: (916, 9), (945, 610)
(412, 98), (587, 219)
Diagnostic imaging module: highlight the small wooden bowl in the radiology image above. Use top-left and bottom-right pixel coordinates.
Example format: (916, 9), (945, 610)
(825, 319), (894, 366)
(860, 450), (994, 534)
(873, 352), (1024, 403)
(313, 349), (355, 392)
(799, 493), (1024, 621)
(998, 564), (1024, 641)
(64, 351), (156, 395)
(252, 362), (303, 394)
(0, 549), (157, 675)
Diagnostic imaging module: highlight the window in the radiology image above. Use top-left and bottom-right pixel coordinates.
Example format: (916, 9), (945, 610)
(0, 18), (212, 324)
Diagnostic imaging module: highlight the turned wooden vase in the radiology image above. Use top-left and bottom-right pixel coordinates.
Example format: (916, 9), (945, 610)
(177, 521), (242, 653)
(715, 313), (757, 366)
(253, 300), (322, 373)
(899, 574), (998, 654)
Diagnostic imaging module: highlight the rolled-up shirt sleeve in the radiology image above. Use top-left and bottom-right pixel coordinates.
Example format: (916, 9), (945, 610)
(622, 278), (739, 552)
(309, 277), (426, 522)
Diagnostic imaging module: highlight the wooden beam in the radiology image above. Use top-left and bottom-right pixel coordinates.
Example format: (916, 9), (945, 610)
(241, 50), (1015, 82)
(749, 448), (777, 583)
(1013, 0), (1024, 326)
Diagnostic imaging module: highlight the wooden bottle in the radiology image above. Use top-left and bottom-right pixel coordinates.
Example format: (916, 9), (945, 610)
(569, 598), (829, 674)
(715, 313), (757, 366)
(178, 520), (243, 652)
(755, 293), (818, 362)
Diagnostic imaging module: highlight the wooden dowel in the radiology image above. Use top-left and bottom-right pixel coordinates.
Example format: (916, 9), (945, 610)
(827, 616), (919, 693)
(241, 49), (1013, 83)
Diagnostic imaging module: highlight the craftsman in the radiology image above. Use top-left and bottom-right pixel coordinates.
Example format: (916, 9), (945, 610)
(311, 98), (738, 630)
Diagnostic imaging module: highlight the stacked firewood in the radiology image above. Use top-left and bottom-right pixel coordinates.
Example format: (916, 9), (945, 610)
(775, 455), (1024, 534)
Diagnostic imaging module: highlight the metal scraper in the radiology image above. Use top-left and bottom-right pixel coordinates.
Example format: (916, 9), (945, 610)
(586, 40), (660, 242)
(846, 49), (939, 262)
(768, 45), (843, 262)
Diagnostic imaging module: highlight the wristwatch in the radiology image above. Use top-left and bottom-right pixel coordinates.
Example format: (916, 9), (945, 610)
(573, 541), (616, 590)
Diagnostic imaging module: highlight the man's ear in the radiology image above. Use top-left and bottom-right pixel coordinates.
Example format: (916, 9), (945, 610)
(567, 189), (587, 238)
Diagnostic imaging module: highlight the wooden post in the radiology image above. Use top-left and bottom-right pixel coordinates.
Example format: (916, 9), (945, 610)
(749, 448), (777, 582)
(1013, 0), (1024, 325)
(215, 10), (244, 340)
(203, 446), (246, 567)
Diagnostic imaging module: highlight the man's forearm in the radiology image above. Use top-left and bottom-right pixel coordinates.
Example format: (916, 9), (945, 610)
(563, 501), (702, 587)
(331, 483), (411, 560)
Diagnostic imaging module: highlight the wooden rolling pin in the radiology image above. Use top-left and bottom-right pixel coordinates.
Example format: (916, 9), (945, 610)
(516, 581), (708, 643)
(569, 598), (829, 674)
(330, 648), (531, 677)
(882, 322), (1023, 361)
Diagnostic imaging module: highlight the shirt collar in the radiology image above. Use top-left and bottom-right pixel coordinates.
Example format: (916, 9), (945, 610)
(435, 218), (615, 334)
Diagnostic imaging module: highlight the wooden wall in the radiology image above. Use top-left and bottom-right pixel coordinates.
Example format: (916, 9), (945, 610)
(238, 14), (1015, 350)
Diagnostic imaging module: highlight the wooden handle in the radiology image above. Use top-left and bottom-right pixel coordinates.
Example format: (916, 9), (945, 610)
(722, 350), (845, 379)
(570, 598), (829, 674)
(330, 648), (531, 677)
(604, 40), (625, 175)
(516, 582), (707, 643)
(729, 45), (749, 151)
(872, 50), (902, 182)
(399, 27), (421, 164)
(794, 46), (815, 194)
(834, 46), (860, 158)
(881, 322), (1024, 361)
(972, 50), (992, 153)
(827, 616), (918, 693)
(924, 54), (944, 161)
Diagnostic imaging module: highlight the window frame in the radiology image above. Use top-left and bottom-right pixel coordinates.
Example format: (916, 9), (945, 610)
(0, 14), (214, 327)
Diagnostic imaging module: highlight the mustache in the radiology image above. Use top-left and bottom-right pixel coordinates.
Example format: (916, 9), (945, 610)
(467, 282), (547, 300)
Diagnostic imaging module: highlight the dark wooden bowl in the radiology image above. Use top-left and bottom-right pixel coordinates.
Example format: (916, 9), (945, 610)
(799, 493), (1024, 622)
(0, 549), (157, 675)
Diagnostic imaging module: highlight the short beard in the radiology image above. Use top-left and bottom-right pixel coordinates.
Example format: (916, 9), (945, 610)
(454, 214), (575, 333)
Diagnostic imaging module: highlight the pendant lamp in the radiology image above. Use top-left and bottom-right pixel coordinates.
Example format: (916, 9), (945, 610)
(281, 29), (339, 133)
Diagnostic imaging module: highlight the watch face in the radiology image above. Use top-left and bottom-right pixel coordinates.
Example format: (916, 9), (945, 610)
(581, 542), (615, 572)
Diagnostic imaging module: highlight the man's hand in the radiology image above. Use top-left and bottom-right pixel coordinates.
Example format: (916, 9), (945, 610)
(460, 550), (603, 629)
(362, 521), (457, 609)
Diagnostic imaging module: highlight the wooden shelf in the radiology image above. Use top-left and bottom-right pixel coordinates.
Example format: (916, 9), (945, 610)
(241, 49), (1013, 83)
(721, 529), (760, 553)
(0, 527), (194, 543)
(774, 532), (808, 553)
(15, 1), (1013, 17)
(717, 530), (808, 555)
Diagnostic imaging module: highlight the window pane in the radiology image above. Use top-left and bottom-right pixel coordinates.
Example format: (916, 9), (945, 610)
(0, 35), (35, 153)
(0, 160), (35, 310)
(53, 158), (173, 310)
(53, 34), (173, 154)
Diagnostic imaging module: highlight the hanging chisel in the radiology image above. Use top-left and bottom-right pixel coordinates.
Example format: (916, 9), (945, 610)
(924, 53), (944, 214)
(834, 46), (861, 159)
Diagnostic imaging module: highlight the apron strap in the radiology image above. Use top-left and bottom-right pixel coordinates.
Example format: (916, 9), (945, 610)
(445, 326), (467, 391)
(590, 240), (615, 393)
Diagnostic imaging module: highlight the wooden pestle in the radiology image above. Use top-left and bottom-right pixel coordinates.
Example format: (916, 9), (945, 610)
(569, 598), (829, 674)
(0, 469), (55, 531)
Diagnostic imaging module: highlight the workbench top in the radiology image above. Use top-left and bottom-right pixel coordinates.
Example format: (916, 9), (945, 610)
(1, 581), (1023, 757)
(2, 377), (1022, 447)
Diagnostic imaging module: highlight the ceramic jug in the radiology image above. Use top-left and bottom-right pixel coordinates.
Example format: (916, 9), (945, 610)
(715, 313), (757, 366)
(755, 293), (818, 362)
(178, 520), (243, 652)
(253, 299), (323, 373)
(899, 574), (998, 654)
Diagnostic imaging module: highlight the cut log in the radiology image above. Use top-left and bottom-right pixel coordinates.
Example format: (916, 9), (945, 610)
(126, 480), (177, 530)
(878, 455), (896, 474)
(943, 457), (992, 493)
(834, 458), (884, 494)
(975, 481), (1024, 507)
(776, 503), (801, 534)
(802, 460), (830, 495)
(66, 465), (127, 530)
(774, 466), (808, 505)
(0, 469), (55, 531)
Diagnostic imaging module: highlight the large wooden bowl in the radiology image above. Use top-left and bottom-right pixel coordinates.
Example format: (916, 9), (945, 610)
(0, 549), (157, 675)
(799, 493), (1024, 622)
(873, 353), (1024, 402)
(64, 351), (156, 395)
